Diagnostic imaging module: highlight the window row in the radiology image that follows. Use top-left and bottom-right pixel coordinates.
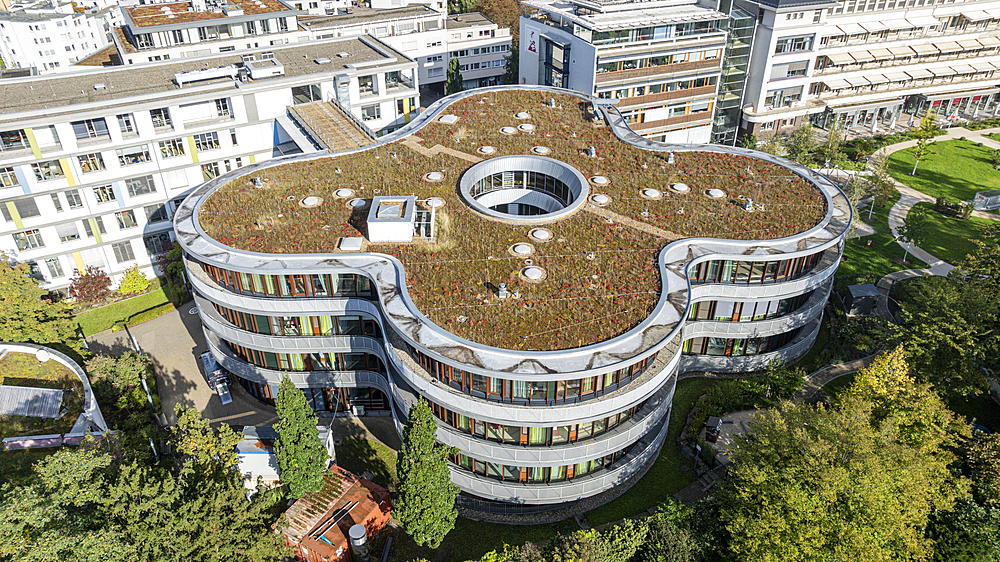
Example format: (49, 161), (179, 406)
(213, 303), (381, 338)
(597, 76), (718, 101)
(233, 376), (390, 413)
(596, 48), (722, 74)
(429, 399), (646, 447)
(586, 20), (722, 44)
(0, 113), (174, 156)
(408, 344), (655, 405)
(470, 171), (573, 207)
(682, 328), (802, 357)
(225, 340), (385, 373)
(449, 446), (635, 484)
(199, 262), (376, 299)
(687, 291), (813, 323)
(687, 252), (824, 285)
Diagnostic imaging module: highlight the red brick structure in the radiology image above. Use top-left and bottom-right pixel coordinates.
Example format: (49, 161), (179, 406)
(277, 465), (391, 562)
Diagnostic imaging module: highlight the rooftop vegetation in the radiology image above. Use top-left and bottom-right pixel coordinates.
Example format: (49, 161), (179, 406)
(0, 352), (83, 439)
(200, 89), (827, 350)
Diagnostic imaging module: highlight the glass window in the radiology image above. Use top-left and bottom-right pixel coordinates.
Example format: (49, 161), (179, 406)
(552, 425), (570, 444)
(0, 129), (29, 151)
(117, 144), (150, 166)
(361, 104), (381, 121)
(50, 193), (62, 212)
(115, 209), (137, 229)
(117, 113), (135, 133)
(159, 138), (186, 158)
(77, 152), (105, 173)
(93, 185), (115, 203)
(144, 204), (168, 223)
(56, 222), (79, 242)
(32, 160), (65, 181)
(70, 118), (109, 140)
(13, 229), (44, 250)
(150, 108), (172, 128)
(13, 198), (40, 218)
(143, 232), (172, 255)
(193, 132), (219, 151)
(112, 240), (135, 263)
(64, 189), (82, 209)
(45, 257), (64, 278)
(0, 166), (18, 187)
(125, 175), (156, 197)
(531, 381), (548, 402)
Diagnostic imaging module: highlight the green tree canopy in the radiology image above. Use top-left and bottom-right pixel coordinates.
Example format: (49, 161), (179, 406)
(273, 375), (327, 498)
(720, 348), (969, 562)
(446, 57), (463, 95)
(172, 405), (240, 474)
(0, 262), (81, 354)
(395, 399), (459, 548)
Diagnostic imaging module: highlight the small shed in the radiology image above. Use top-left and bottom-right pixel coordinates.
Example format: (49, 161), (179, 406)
(844, 284), (880, 316)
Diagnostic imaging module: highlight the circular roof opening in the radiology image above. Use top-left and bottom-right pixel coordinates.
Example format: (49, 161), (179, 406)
(426, 197), (446, 209)
(707, 189), (726, 199)
(530, 227), (553, 242)
(500, 126), (517, 135)
(522, 266), (545, 281)
(670, 182), (690, 193)
(348, 198), (368, 208)
(531, 146), (551, 155)
(515, 111), (531, 119)
(478, 146), (496, 155)
(591, 194), (610, 205)
(459, 156), (590, 224)
(335, 188), (354, 198)
(519, 123), (535, 132)
(591, 175), (609, 185)
(424, 171), (444, 182)
(642, 188), (663, 200)
(511, 243), (533, 257)
(300, 196), (323, 208)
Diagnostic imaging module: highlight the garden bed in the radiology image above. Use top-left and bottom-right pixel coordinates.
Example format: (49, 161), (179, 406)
(199, 90), (827, 350)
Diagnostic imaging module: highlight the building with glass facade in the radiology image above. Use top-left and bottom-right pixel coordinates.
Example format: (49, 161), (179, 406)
(177, 86), (849, 508)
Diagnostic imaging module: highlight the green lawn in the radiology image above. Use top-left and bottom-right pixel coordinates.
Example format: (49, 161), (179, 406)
(335, 437), (398, 491)
(74, 288), (171, 336)
(887, 139), (1000, 201)
(837, 193), (928, 285)
(910, 202), (991, 264)
(584, 377), (719, 526)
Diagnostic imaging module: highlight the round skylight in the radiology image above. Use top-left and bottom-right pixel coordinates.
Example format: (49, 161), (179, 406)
(512, 243), (533, 256)
(500, 126), (517, 135)
(348, 198), (368, 208)
(707, 189), (726, 199)
(335, 188), (354, 198)
(522, 266), (544, 280)
(531, 146), (551, 155)
(518, 123), (535, 132)
(591, 194), (610, 205)
(530, 228), (553, 241)
(670, 183), (690, 193)
(478, 146), (496, 155)
(426, 197), (446, 208)
(643, 188), (662, 199)
(300, 196), (323, 208)
(591, 176), (609, 185)
(515, 111), (531, 119)
(424, 171), (444, 182)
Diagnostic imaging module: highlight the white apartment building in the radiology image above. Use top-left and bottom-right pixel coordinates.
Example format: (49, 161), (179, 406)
(0, 1), (122, 73)
(447, 12), (510, 88)
(738, 0), (1000, 136)
(299, 4), (450, 91)
(0, 37), (418, 292)
(519, 0), (730, 143)
(111, 0), (309, 65)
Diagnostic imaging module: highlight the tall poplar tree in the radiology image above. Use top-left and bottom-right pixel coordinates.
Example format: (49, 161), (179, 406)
(273, 375), (327, 498)
(395, 399), (459, 548)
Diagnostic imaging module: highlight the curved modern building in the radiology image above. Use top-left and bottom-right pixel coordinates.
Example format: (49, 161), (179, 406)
(174, 86), (850, 507)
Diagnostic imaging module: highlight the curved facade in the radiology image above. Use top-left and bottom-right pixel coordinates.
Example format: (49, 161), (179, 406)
(175, 86), (850, 507)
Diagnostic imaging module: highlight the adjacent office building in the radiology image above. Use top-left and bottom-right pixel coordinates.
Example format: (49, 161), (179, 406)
(737, 0), (1000, 135)
(177, 86), (848, 507)
(0, 37), (418, 292)
(0, 0), (123, 72)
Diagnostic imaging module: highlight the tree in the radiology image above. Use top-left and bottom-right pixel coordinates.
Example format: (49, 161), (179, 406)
(969, 433), (1000, 507)
(273, 375), (327, 498)
(896, 204), (929, 263)
(479, 0), (522, 43)
(739, 133), (758, 150)
(783, 123), (816, 164)
(447, 0), (476, 14)
(501, 46), (519, 85)
(0, 262), (80, 353)
(172, 405), (240, 474)
(816, 119), (844, 166)
(69, 265), (112, 304)
(85, 352), (157, 459)
(909, 114), (939, 176)
(33, 437), (112, 508)
(395, 399), (459, 549)
(755, 360), (805, 400)
(926, 497), (1000, 562)
(117, 264), (149, 295)
(446, 57), (463, 95)
(719, 352), (969, 561)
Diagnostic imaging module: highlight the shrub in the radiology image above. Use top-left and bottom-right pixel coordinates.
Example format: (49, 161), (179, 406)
(69, 266), (111, 303)
(117, 265), (149, 295)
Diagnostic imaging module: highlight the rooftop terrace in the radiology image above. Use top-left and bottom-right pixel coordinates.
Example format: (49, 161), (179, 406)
(124, 0), (294, 28)
(197, 89), (827, 351)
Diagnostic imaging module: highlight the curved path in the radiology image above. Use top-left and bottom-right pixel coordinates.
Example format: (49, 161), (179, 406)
(868, 126), (1000, 318)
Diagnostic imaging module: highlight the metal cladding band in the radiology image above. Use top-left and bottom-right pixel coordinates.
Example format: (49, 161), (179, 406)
(175, 85), (852, 506)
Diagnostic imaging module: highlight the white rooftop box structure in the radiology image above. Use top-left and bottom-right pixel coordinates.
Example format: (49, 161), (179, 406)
(367, 196), (416, 243)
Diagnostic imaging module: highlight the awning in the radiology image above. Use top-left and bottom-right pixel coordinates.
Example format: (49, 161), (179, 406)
(889, 45), (916, 57)
(991, 61), (1000, 69)
(884, 72), (911, 81)
(860, 21), (889, 32)
(906, 68), (934, 78)
(869, 48), (893, 59)
(851, 50), (876, 62)
(989, 9), (1000, 19)
(837, 23), (867, 35)
(971, 61), (996, 72)
(823, 78), (852, 89)
(826, 52), (855, 64)
(907, 16), (942, 28)
(934, 41), (962, 52)
(929, 67), (954, 76)
(827, 97), (903, 110)
(922, 87), (1000, 102)
(910, 43), (939, 54)
(951, 64), (977, 74)
(958, 38), (983, 49)
(979, 35), (1000, 46)
(845, 76), (871, 86)
(867, 74), (890, 84)
(962, 10), (992, 21)
(881, 18), (913, 30)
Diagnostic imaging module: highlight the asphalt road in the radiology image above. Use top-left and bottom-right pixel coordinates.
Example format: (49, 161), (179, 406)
(87, 300), (278, 428)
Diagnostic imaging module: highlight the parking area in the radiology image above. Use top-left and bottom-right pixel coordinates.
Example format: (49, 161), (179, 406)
(86, 301), (278, 428)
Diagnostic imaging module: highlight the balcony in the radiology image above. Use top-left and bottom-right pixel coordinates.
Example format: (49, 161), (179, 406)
(596, 59), (722, 85)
